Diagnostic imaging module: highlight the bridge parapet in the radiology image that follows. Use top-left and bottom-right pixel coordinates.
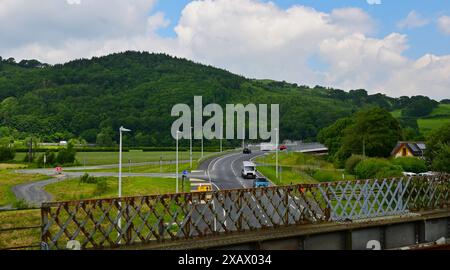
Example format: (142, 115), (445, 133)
(40, 175), (450, 250)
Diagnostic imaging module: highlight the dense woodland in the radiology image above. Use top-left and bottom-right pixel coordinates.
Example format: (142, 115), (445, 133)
(0, 51), (443, 147)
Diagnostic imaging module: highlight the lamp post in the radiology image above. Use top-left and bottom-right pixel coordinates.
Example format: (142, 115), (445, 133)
(201, 133), (204, 158)
(190, 126), (193, 169)
(219, 125), (223, 153)
(275, 128), (279, 180)
(242, 125), (245, 149)
(176, 130), (182, 193)
(118, 126), (131, 242)
(118, 126), (131, 198)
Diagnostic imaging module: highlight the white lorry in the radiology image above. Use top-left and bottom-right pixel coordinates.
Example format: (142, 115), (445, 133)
(241, 161), (257, 179)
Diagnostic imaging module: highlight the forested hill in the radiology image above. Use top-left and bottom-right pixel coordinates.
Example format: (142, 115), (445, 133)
(0, 51), (440, 146)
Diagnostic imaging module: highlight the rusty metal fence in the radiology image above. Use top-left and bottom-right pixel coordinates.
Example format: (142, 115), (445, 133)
(40, 176), (450, 250)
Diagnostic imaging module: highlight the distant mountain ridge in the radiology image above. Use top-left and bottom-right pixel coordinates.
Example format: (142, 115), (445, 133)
(0, 51), (443, 146)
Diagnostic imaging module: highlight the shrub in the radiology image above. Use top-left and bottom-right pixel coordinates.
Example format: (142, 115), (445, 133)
(36, 151), (56, 167)
(345, 155), (363, 174)
(79, 173), (97, 184)
(391, 157), (428, 173)
(94, 178), (109, 196)
(354, 158), (403, 179)
(313, 171), (336, 182)
(0, 146), (15, 161)
(432, 144), (450, 173)
(56, 143), (76, 165)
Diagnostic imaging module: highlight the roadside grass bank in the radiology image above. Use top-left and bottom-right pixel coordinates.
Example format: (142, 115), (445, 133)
(66, 161), (199, 174)
(0, 169), (50, 207)
(14, 151), (212, 166)
(44, 176), (191, 202)
(254, 152), (355, 184)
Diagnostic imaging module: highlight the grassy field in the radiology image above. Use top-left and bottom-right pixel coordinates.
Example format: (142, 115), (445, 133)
(69, 160), (199, 174)
(418, 118), (450, 135)
(14, 151), (212, 166)
(0, 168), (49, 207)
(0, 209), (41, 249)
(390, 109), (402, 118)
(255, 152), (355, 185)
(44, 176), (191, 202)
(391, 104), (450, 135)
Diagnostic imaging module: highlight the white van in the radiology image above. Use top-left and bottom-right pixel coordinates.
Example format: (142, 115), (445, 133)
(242, 161), (257, 179)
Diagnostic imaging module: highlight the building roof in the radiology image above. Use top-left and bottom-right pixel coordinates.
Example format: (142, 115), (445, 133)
(391, 141), (426, 157)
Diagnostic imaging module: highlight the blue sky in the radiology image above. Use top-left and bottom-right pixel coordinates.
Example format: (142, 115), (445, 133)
(155, 0), (450, 59)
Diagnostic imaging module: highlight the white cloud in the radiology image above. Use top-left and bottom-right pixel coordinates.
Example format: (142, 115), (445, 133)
(397, 11), (429, 29)
(0, 0), (449, 100)
(438, 15), (450, 35)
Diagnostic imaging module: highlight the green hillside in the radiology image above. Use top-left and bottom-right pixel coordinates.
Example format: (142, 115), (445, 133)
(0, 51), (442, 146)
(391, 104), (450, 135)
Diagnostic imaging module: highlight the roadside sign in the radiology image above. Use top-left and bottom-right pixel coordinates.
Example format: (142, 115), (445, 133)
(182, 170), (189, 176)
(198, 185), (212, 192)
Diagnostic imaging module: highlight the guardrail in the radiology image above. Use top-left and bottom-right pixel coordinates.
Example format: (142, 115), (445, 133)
(40, 175), (450, 250)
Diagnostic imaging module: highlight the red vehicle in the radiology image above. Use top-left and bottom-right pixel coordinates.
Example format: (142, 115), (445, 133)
(279, 145), (287, 151)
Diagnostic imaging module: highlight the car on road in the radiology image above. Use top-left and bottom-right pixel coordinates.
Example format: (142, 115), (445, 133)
(243, 148), (252, 154)
(253, 177), (269, 188)
(242, 161), (257, 179)
(279, 145), (287, 151)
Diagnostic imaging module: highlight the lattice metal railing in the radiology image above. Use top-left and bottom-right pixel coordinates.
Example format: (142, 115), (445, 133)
(41, 176), (450, 249)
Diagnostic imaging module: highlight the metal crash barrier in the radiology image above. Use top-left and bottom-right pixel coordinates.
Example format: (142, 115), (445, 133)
(40, 175), (450, 250)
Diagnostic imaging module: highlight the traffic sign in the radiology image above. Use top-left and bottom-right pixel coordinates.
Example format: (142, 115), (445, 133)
(182, 170), (189, 176)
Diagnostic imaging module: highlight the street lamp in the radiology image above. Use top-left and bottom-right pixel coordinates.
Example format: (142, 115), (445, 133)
(201, 133), (204, 158)
(275, 128), (279, 180)
(118, 126), (131, 198)
(190, 126), (193, 169)
(242, 124), (245, 150)
(176, 130), (182, 193)
(118, 126), (131, 243)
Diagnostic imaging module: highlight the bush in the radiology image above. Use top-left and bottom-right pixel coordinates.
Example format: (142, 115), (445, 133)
(432, 144), (450, 173)
(313, 171), (336, 182)
(94, 178), (109, 196)
(354, 158), (403, 179)
(391, 157), (428, 173)
(36, 151), (56, 167)
(345, 155), (363, 174)
(56, 144), (76, 165)
(0, 146), (15, 161)
(79, 173), (97, 184)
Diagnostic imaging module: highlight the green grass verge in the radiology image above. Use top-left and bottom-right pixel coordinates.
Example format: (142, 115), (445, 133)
(44, 176), (191, 202)
(0, 170), (49, 207)
(255, 152), (355, 184)
(67, 161), (199, 174)
(14, 151), (212, 165)
(0, 209), (41, 249)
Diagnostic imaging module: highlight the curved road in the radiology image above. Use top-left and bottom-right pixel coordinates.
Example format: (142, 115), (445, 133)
(11, 150), (268, 206)
(194, 151), (268, 190)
